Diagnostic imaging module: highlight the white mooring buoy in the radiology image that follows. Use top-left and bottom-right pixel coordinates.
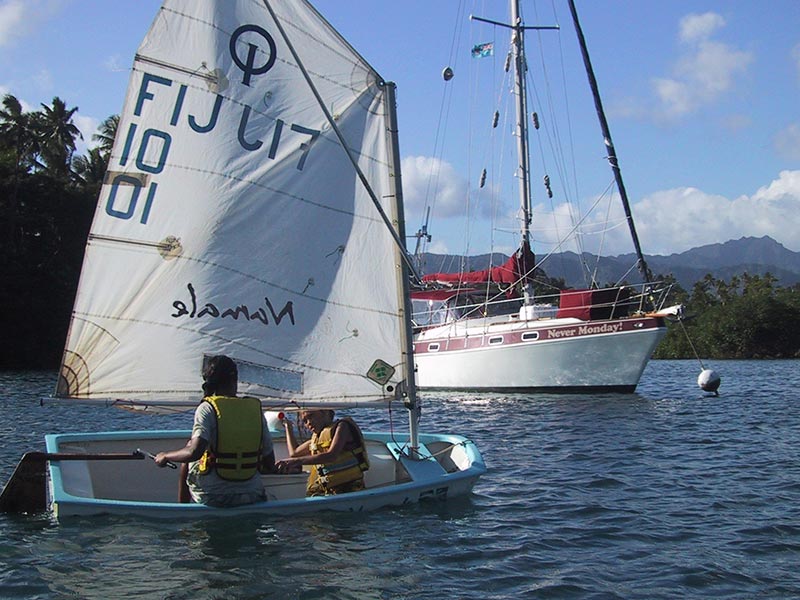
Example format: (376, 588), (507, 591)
(697, 369), (721, 394)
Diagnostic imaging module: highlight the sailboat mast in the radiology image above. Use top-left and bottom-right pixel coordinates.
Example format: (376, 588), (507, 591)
(384, 82), (421, 454)
(567, 0), (651, 283)
(510, 0), (533, 250)
(473, 4), (557, 304)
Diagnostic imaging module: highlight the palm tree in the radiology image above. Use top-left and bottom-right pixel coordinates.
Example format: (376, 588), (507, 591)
(0, 93), (39, 252)
(73, 146), (108, 188)
(36, 96), (82, 179)
(0, 93), (38, 172)
(92, 114), (119, 162)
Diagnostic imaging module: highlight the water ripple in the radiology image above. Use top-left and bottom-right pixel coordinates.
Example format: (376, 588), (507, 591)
(2, 362), (800, 598)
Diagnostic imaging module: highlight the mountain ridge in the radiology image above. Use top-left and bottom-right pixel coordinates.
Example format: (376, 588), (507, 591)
(419, 236), (800, 290)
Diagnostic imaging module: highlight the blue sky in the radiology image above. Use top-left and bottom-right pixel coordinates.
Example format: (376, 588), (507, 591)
(1, 0), (799, 257)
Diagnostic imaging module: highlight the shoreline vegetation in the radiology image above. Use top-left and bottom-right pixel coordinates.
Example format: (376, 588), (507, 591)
(2, 92), (799, 369)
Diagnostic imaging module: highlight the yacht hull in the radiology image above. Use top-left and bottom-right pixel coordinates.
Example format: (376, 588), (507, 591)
(414, 315), (666, 392)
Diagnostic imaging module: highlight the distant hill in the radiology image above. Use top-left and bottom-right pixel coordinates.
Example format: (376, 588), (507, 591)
(419, 236), (800, 290)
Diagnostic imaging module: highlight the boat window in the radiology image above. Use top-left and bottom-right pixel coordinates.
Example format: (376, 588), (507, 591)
(445, 294), (524, 320)
(521, 332), (539, 341)
(427, 343), (440, 352)
(483, 296), (524, 317)
(412, 299), (449, 327)
(488, 336), (504, 345)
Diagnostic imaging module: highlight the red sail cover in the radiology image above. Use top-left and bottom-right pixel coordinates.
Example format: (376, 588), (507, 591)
(422, 241), (535, 286)
(556, 287), (632, 320)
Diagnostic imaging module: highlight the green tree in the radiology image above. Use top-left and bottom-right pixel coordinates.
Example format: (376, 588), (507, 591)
(92, 113), (119, 162)
(36, 96), (82, 179)
(0, 93), (40, 253)
(72, 146), (108, 198)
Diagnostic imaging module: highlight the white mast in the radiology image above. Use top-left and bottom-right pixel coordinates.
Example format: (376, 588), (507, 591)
(384, 82), (421, 455)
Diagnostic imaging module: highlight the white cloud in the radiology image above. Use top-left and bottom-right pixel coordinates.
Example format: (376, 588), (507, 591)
(0, 0), (63, 48)
(73, 113), (99, 155)
(678, 12), (726, 44)
(614, 171), (800, 255)
(520, 172), (800, 256)
(31, 68), (53, 94)
(774, 123), (800, 160)
(402, 157), (800, 256)
(104, 54), (128, 73)
(648, 12), (753, 120)
(0, 0), (25, 47)
(401, 155), (468, 221)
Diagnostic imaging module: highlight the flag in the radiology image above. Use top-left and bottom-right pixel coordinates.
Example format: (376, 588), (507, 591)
(471, 42), (494, 58)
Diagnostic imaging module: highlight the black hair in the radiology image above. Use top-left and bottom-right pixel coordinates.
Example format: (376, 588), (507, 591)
(202, 355), (238, 396)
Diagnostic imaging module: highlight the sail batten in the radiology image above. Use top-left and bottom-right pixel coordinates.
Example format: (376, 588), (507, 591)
(58, 0), (407, 407)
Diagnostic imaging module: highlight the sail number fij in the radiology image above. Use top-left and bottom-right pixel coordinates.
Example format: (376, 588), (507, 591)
(104, 72), (321, 225)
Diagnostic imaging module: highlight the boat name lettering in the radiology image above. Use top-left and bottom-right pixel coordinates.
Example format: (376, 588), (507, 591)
(546, 322), (623, 339)
(171, 283), (295, 327)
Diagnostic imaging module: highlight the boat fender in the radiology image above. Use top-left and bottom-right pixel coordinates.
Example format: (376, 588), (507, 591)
(264, 411), (285, 432)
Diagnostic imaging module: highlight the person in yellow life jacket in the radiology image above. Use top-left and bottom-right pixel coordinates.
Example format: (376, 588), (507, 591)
(276, 409), (369, 496)
(154, 355), (278, 507)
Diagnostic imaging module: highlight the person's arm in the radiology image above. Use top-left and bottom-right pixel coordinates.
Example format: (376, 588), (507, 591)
(155, 436), (207, 466)
(283, 419), (312, 457)
(278, 421), (352, 468)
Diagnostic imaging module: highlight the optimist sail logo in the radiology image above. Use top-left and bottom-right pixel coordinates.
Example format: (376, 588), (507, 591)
(229, 24), (277, 86)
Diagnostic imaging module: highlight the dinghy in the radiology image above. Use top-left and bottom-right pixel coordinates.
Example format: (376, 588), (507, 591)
(1, 0), (485, 518)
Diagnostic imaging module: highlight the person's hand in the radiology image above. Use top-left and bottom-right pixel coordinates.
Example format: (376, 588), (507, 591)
(276, 459), (302, 474)
(154, 452), (170, 468)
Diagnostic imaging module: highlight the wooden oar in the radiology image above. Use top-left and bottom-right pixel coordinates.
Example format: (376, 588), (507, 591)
(0, 451), (145, 514)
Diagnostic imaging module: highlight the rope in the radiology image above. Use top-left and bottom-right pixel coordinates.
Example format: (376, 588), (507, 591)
(677, 316), (706, 371)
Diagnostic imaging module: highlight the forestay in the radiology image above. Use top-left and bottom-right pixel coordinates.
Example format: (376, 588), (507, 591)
(57, 0), (405, 409)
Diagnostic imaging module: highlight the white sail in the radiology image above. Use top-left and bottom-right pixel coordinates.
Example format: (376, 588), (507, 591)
(57, 0), (406, 408)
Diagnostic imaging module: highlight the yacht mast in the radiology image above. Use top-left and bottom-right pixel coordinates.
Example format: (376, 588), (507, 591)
(510, 0), (533, 252)
(471, 1), (557, 304)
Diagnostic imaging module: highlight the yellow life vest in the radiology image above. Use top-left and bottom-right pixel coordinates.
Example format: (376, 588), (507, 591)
(197, 395), (263, 481)
(307, 417), (369, 494)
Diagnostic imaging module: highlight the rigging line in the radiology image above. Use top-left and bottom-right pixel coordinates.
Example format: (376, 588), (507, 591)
(261, 0), (421, 282)
(614, 262), (639, 288)
(578, 179), (615, 286)
(525, 31), (579, 265)
(420, 1), (466, 255)
(548, 2), (585, 261)
(589, 181), (618, 287)
(516, 190), (608, 283)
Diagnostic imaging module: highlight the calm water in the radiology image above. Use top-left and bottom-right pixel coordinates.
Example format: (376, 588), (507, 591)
(1, 360), (799, 599)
